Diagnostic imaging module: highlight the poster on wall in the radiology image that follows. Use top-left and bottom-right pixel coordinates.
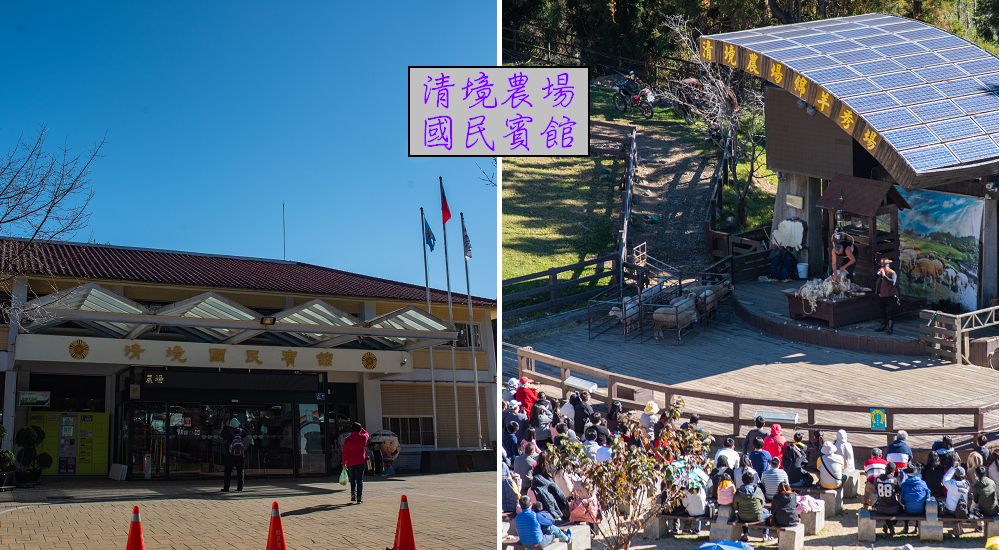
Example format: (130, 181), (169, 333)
(896, 188), (982, 312)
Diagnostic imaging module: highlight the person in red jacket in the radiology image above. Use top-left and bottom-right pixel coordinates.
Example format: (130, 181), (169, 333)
(515, 376), (539, 415)
(342, 422), (369, 504)
(762, 424), (787, 469)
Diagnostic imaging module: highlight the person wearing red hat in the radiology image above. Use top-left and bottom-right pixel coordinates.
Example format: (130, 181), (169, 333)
(515, 376), (539, 415)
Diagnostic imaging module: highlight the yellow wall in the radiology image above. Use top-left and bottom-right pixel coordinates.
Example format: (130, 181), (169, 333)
(381, 383), (489, 448)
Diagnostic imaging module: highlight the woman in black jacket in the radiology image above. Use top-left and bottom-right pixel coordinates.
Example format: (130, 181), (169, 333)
(530, 452), (568, 520)
(922, 451), (945, 498)
(769, 482), (799, 527)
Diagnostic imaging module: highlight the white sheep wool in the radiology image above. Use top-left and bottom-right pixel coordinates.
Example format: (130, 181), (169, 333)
(793, 271), (871, 314)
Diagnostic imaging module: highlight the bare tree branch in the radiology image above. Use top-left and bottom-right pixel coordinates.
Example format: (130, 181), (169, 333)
(476, 157), (497, 187)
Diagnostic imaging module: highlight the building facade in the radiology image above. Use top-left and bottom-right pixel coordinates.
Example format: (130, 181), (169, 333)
(0, 240), (496, 479)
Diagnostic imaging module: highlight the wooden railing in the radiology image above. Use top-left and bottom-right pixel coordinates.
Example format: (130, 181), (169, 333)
(515, 345), (997, 445)
(921, 305), (1000, 366)
(503, 122), (638, 322)
(502, 254), (621, 318)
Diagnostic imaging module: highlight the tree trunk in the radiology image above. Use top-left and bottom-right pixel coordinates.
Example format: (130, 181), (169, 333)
(818, 0), (827, 18)
(768, 0), (792, 24)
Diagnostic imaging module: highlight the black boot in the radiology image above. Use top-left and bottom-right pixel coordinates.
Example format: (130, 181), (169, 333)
(887, 320), (893, 335)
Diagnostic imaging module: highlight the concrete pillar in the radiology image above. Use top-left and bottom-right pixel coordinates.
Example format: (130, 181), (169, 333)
(359, 302), (376, 321)
(359, 374), (382, 433)
(772, 174), (826, 277)
(777, 522), (804, 550)
(2, 277), (26, 450)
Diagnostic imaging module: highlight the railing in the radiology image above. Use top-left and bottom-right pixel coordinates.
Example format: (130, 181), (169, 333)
(514, 345), (997, 445)
(503, 122), (638, 323)
(704, 149), (768, 259)
(921, 305), (1000, 366)
(502, 253), (621, 319)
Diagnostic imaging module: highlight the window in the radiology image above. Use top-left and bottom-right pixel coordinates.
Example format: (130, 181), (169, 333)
(383, 416), (434, 445)
(455, 323), (482, 349)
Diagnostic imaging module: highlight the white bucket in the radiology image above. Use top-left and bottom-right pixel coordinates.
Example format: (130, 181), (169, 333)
(797, 263), (809, 279)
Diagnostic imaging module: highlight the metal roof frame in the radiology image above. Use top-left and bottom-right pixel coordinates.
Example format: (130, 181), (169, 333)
(23, 282), (152, 338)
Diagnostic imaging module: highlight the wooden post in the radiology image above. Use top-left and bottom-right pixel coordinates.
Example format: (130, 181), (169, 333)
(549, 269), (559, 313)
(561, 366), (569, 399)
(955, 324), (963, 365)
(808, 407), (816, 428)
(732, 401), (741, 439)
(886, 411), (895, 447)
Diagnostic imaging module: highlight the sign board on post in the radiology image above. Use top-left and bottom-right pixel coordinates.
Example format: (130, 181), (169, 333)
(870, 408), (887, 431)
(18, 391), (51, 406)
(129, 385), (140, 400)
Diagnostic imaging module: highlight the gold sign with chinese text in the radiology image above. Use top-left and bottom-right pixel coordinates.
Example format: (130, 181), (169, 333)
(768, 61), (785, 86)
(814, 88), (834, 117)
(861, 124), (880, 152)
(792, 73), (809, 100)
(745, 52), (761, 76)
(837, 106), (859, 135)
(722, 43), (739, 67)
(700, 38), (715, 63)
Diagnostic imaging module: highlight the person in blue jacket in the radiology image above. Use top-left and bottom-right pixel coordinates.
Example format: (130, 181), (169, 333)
(900, 463), (931, 535)
(514, 496), (571, 548)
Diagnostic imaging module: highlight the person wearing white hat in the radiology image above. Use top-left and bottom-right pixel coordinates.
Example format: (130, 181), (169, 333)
(503, 377), (519, 402)
(640, 401), (659, 440)
(503, 399), (529, 442)
(817, 441), (845, 489)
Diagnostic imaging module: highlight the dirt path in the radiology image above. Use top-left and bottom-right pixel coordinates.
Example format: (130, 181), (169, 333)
(629, 128), (715, 272)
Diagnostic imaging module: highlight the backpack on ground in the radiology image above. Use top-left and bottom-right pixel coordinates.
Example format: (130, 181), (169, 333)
(229, 428), (244, 456)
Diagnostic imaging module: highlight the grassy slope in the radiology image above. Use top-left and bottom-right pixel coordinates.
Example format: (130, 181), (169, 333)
(503, 86), (777, 322)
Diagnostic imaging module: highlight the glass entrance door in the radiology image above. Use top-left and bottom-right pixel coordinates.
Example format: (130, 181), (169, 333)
(131, 402), (166, 479)
(168, 403), (208, 478)
(202, 404), (296, 477)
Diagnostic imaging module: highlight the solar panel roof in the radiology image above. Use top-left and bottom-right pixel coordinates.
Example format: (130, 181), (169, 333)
(702, 14), (998, 183)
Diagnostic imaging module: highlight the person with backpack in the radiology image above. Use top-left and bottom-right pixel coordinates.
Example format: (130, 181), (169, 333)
(221, 417), (250, 492)
(942, 465), (971, 537)
(342, 422), (370, 504)
(784, 432), (813, 487)
(768, 245), (799, 280)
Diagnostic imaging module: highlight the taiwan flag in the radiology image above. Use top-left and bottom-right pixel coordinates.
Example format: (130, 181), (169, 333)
(440, 181), (452, 224)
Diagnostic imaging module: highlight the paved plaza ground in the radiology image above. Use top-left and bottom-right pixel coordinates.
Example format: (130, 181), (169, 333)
(0, 471), (496, 549)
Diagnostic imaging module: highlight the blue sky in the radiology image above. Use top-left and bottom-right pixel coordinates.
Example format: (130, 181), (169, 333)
(898, 189), (984, 239)
(1, 2), (497, 299)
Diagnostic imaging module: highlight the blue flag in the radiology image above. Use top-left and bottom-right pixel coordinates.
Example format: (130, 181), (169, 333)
(423, 217), (436, 252)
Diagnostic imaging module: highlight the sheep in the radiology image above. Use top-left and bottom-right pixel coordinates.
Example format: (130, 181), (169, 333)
(931, 259), (946, 282)
(912, 258), (940, 287)
(900, 248), (918, 270)
(608, 301), (640, 331)
(943, 267), (957, 288)
(955, 272), (968, 289)
(652, 299), (696, 339)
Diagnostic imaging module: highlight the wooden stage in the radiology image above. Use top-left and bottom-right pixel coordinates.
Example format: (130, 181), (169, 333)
(731, 280), (996, 356)
(508, 304), (999, 456)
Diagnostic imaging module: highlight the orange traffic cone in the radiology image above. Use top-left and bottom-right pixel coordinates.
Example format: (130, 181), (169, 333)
(387, 495), (417, 550)
(126, 505), (145, 550)
(266, 501), (287, 550)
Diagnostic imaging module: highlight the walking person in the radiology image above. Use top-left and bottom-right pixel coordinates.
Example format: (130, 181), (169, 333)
(221, 417), (249, 492)
(874, 258), (899, 334)
(342, 422), (370, 504)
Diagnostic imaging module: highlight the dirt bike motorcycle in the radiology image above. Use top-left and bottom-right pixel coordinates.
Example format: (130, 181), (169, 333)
(612, 77), (655, 119)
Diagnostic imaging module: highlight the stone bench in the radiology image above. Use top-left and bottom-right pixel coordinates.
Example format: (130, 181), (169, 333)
(643, 512), (710, 539)
(708, 505), (804, 550)
(799, 486), (841, 517)
(707, 505), (804, 550)
(841, 469), (862, 498)
(856, 499), (999, 542)
(501, 523), (590, 550)
(857, 499), (934, 542)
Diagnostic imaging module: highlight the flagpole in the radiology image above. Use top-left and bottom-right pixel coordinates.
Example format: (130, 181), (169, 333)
(420, 208), (439, 450)
(440, 176), (460, 449)
(461, 212), (483, 449)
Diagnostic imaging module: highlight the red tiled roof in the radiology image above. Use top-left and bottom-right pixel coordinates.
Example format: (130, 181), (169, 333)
(0, 239), (495, 307)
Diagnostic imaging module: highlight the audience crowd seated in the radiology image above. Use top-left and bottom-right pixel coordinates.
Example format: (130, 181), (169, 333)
(501, 382), (998, 547)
